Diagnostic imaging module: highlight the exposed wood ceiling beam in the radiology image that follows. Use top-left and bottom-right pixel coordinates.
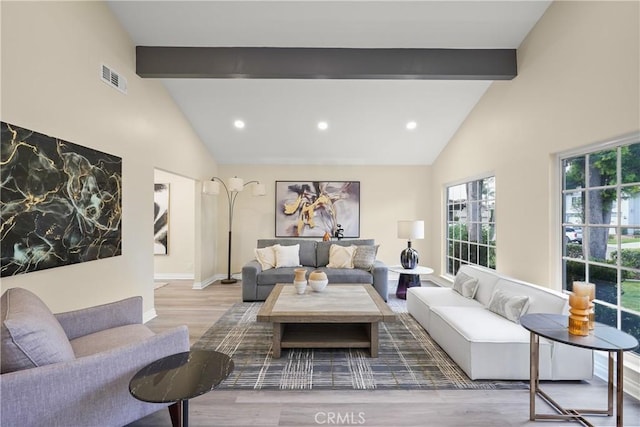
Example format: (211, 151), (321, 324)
(136, 47), (517, 80)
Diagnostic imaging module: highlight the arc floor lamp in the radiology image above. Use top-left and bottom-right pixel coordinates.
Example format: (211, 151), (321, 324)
(203, 176), (266, 284)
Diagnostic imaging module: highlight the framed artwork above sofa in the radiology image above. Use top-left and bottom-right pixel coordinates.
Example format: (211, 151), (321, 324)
(275, 181), (360, 238)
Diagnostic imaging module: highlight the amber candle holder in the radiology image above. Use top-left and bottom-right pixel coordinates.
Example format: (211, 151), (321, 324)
(573, 281), (596, 330)
(568, 292), (590, 336)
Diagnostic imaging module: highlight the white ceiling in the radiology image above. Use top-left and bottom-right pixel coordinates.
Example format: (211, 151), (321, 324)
(107, 1), (551, 165)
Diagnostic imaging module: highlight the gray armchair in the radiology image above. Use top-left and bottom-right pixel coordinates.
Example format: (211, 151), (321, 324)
(1, 287), (189, 427)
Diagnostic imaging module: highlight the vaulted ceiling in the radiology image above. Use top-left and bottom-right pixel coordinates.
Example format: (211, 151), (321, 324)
(107, 1), (551, 165)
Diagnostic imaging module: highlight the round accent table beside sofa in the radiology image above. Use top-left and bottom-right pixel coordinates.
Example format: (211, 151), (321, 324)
(388, 265), (434, 299)
(520, 313), (638, 427)
(129, 350), (234, 427)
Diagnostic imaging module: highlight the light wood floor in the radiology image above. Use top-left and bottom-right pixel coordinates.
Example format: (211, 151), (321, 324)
(129, 280), (640, 427)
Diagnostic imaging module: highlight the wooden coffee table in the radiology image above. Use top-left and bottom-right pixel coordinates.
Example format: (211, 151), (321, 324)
(257, 283), (395, 358)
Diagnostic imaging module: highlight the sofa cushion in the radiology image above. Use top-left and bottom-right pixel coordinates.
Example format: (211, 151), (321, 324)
(274, 244), (301, 268)
(487, 288), (530, 323)
(452, 272), (479, 299)
(257, 267), (310, 285)
(493, 278), (568, 314)
(258, 239), (317, 266)
(431, 306), (532, 342)
(408, 287), (481, 310)
(457, 265), (501, 306)
(70, 324), (155, 358)
(255, 246), (277, 270)
(1, 288), (75, 373)
(429, 306), (552, 380)
(321, 267), (374, 284)
(327, 244), (356, 268)
(317, 239), (375, 267)
(407, 287), (480, 330)
(353, 245), (379, 271)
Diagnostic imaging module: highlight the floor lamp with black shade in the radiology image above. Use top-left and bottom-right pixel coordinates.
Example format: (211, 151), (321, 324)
(203, 176), (266, 284)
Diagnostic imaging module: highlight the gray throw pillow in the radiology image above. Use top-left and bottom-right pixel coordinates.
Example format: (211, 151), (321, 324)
(353, 245), (379, 271)
(487, 289), (530, 323)
(1, 288), (75, 373)
(452, 272), (479, 299)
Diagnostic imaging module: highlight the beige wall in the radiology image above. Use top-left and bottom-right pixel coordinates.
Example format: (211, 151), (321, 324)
(154, 170), (196, 279)
(2, 0), (637, 311)
(217, 165), (431, 275)
(428, 1), (640, 289)
(0, 1), (218, 314)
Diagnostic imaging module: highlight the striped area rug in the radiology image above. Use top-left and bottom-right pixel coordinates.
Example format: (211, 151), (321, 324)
(192, 301), (527, 391)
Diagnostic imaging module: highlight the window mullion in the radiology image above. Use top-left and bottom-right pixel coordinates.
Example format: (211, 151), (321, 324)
(616, 146), (622, 329)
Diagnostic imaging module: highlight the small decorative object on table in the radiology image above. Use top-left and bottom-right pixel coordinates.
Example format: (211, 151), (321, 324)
(334, 224), (344, 240)
(572, 281), (595, 330)
(568, 292), (590, 336)
(294, 268), (307, 295)
(308, 270), (328, 292)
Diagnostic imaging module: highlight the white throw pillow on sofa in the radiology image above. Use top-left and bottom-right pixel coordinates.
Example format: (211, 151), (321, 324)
(487, 288), (530, 323)
(327, 244), (357, 269)
(452, 271), (479, 299)
(274, 244), (301, 268)
(255, 246), (277, 270)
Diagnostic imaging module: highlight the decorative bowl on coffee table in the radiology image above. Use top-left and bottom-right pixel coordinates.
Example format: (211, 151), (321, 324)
(309, 280), (328, 292)
(309, 270), (328, 292)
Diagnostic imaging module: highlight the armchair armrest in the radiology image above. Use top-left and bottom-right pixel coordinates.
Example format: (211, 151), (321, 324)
(1, 325), (190, 427)
(242, 260), (263, 301)
(55, 296), (143, 340)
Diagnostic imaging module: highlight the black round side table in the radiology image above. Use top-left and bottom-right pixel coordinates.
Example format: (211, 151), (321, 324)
(520, 313), (638, 427)
(129, 350), (234, 427)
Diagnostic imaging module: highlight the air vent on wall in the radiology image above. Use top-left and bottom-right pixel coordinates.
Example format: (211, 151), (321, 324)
(101, 64), (127, 94)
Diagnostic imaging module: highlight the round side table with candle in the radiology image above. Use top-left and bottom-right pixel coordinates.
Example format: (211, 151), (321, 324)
(520, 313), (638, 427)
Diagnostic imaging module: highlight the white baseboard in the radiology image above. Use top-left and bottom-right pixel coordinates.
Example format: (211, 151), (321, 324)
(193, 272), (243, 289)
(594, 351), (639, 401)
(193, 274), (220, 289)
(143, 308), (157, 323)
(154, 273), (194, 281)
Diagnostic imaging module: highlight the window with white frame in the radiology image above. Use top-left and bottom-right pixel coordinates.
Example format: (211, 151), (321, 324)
(561, 138), (640, 355)
(446, 176), (496, 275)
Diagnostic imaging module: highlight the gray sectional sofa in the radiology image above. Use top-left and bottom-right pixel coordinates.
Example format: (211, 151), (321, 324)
(242, 238), (388, 301)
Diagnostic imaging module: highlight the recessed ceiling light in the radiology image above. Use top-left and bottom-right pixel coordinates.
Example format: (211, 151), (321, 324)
(233, 119), (245, 129)
(317, 121), (328, 131)
(406, 121), (417, 130)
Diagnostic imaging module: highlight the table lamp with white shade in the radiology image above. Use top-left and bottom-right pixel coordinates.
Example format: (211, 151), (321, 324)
(397, 220), (424, 269)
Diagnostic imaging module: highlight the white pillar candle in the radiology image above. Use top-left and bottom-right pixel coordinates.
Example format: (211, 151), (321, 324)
(573, 281), (595, 300)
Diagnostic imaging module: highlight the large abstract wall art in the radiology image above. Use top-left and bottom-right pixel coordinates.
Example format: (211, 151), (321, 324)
(275, 181), (360, 238)
(1, 122), (122, 277)
(153, 183), (169, 255)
